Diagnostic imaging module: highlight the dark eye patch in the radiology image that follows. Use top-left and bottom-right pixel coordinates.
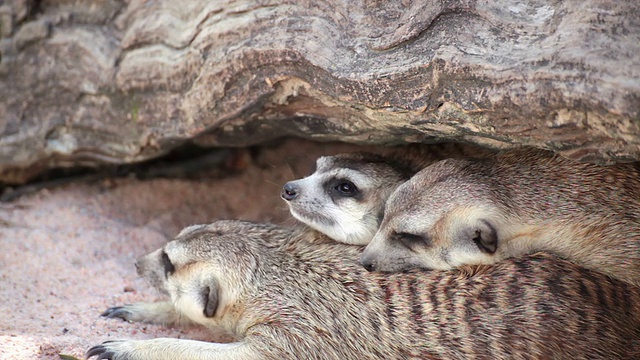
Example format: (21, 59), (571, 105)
(393, 232), (431, 252)
(335, 180), (357, 194)
(161, 250), (175, 278)
(326, 178), (361, 199)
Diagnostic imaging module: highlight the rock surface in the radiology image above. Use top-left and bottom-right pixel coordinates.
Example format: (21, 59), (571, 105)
(1, 0), (639, 183)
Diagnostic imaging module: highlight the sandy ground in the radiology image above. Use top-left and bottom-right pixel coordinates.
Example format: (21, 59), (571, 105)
(0, 139), (377, 360)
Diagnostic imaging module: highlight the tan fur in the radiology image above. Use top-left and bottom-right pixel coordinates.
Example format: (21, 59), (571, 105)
(89, 220), (640, 359)
(282, 142), (494, 244)
(456, 264), (494, 278)
(362, 148), (640, 286)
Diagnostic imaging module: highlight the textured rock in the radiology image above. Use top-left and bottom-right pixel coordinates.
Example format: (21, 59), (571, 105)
(0, 0), (639, 183)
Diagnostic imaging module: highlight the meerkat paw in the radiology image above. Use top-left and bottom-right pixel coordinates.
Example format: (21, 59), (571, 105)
(86, 339), (255, 360)
(101, 306), (138, 322)
(86, 340), (130, 360)
(100, 301), (192, 326)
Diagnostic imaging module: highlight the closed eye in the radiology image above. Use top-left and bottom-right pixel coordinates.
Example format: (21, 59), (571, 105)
(161, 250), (175, 278)
(394, 232), (431, 251)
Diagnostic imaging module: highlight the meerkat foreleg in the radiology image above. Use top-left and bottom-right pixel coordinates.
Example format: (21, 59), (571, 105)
(86, 339), (257, 360)
(101, 301), (197, 327)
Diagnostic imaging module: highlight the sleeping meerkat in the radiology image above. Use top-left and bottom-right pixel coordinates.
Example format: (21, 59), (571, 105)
(360, 148), (640, 286)
(88, 220), (640, 360)
(281, 143), (493, 244)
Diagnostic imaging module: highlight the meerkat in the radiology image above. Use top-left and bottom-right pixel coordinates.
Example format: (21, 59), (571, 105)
(88, 220), (640, 360)
(281, 143), (493, 245)
(360, 148), (640, 286)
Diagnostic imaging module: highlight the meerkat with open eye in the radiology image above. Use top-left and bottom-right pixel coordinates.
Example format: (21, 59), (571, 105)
(281, 143), (493, 244)
(361, 148), (640, 287)
(88, 220), (640, 360)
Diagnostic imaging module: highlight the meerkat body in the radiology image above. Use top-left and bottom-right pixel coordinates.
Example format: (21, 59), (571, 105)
(281, 143), (493, 244)
(361, 148), (640, 286)
(89, 220), (640, 360)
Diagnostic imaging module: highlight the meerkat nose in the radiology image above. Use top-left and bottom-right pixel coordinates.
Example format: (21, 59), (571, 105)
(281, 182), (300, 201)
(360, 258), (376, 272)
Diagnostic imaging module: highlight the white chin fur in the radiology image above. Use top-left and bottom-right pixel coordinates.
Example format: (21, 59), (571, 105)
(291, 206), (375, 245)
(173, 290), (207, 325)
(319, 223), (372, 245)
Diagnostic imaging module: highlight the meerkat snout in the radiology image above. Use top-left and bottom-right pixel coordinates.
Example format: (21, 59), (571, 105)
(360, 257), (376, 272)
(134, 249), (172, 296)
(281, 181), (300, 201)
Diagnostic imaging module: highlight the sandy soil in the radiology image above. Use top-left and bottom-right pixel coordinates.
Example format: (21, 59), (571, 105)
(0, 139), (376, 360)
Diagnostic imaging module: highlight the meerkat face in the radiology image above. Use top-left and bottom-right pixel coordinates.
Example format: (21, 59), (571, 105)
(360, 159), (505, 272)
(135, 221), (274, 327)
(281, 153), (410, 245)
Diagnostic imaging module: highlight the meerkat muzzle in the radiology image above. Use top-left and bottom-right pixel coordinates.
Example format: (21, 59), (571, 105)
(281, 182), (300, 201)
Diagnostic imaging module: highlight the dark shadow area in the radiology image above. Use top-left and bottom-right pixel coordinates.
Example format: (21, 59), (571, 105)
(0, 142), (257, 202)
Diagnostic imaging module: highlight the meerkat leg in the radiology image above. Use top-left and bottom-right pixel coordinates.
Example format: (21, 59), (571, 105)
(86, 339), (257, 360)
(101, 301), (196, 327)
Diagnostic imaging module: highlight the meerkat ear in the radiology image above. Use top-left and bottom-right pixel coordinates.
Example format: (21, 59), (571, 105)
(471, 220), (498, 254)
(203, 279), (219, 318)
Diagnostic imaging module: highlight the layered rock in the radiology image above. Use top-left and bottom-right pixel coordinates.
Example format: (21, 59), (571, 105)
(1, 0), (638, 182)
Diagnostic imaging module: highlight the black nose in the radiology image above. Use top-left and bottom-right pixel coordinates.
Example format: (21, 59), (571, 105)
(281, 182), (300, 201)
(361, 260), (375, 272)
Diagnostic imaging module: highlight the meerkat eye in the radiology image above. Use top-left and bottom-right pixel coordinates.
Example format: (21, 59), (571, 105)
(394, 232), (431, 251)
(161, 250), (175, 278)
(334, 180), (358, 196)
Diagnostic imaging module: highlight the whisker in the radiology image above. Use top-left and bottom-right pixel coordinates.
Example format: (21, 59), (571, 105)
(263, 179), (282, 188)
(284, 161), (296, 178)
(281, 216), (300, 227)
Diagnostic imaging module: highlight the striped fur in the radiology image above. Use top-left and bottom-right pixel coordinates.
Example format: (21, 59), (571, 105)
(89, 221), (640, 360)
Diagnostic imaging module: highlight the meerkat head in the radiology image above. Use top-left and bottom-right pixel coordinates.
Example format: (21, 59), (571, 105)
(360, 158), (508, 272)
(281, 153), (413, 245)
(135, 220), (281, 327)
